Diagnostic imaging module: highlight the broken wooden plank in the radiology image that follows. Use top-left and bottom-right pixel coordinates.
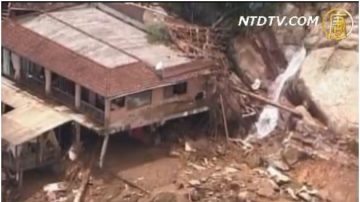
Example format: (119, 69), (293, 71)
(73, 168), (90, 202)
(220, 94), (230, 142)
(108, 171), (150, 195)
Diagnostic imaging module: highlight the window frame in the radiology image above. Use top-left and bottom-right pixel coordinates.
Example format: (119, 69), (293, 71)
(126, 90), (152, 110)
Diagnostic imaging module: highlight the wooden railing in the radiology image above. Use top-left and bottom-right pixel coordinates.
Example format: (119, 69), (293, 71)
(51, 87), (75, 106)
(14, 75), (105, 124)
(80, 101), (105, 123)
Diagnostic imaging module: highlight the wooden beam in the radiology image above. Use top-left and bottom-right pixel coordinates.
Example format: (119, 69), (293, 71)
(232, 86), (303, 118)
(220, 95), (229, 141)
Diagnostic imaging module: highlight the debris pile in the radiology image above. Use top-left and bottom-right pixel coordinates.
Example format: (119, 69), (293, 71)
(184, 162), (323, 202)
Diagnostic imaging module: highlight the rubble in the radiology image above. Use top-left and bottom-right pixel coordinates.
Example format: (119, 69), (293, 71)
(266, 166), (291, 185)
(3, 3), (358, 202)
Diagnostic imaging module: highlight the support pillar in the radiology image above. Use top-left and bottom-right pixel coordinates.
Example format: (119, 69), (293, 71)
(99, 134), (110, 168)
(11, 53), (21, 81)
(15, 146), (23, 187)
(104, 98), (111, 127)
(75, 84), (81, 109)
(45, 69), (52, 95)
(75, 122), (81, 144)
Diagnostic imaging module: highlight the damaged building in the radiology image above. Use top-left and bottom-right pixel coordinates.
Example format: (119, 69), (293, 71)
(1, 3), (215, 185)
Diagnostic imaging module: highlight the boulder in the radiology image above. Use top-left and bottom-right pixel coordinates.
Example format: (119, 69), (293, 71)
(299, 46), (358, 134)
(151, 192), (177, 202)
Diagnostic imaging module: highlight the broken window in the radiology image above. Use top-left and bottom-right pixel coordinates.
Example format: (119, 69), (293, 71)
(127, 90), (152, 109)
(112, 97), (125, 110)
(164, 82), (188, 98)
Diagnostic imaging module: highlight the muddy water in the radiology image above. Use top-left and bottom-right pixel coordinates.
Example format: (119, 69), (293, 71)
(255, 46), (306, 138)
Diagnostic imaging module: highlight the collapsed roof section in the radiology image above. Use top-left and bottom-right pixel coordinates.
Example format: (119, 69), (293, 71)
(2, 4), (214, 98)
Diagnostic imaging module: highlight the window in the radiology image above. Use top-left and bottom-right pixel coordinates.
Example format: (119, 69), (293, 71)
(112, 97), (125, 109)
(127, 90), (152, 109)
(81, 87), (90, 103)
(28, 62), (45, 82)
(164, 82), (187, 98)
(2, 48), (15, 77)
(52, 73), (75, 96)
(95, 95), (105, 111)
(195, 91), (205, 100)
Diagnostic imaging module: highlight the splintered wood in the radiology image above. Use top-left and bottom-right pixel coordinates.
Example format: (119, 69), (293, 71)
(166, 20), (229, 61)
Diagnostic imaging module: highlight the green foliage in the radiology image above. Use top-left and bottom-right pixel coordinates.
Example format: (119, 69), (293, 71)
(145, 23), (171, 44)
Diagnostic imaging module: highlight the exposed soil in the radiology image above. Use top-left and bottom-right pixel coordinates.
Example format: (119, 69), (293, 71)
(18, 115), (358, 202)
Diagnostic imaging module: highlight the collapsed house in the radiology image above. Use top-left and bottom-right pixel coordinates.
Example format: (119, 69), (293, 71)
(1, 3), (216, 185)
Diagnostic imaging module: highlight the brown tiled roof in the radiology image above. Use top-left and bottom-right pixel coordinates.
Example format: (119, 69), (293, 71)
(2, 20), (213, 97)
(9, 3), (79, 11)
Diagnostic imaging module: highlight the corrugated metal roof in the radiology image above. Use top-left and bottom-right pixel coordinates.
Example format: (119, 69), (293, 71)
(2, 78), (103, 137)
(2, 9), (214, 97)
(2, 105), (71, 145)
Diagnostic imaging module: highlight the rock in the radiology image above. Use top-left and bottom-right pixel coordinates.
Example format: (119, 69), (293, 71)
(188, 179), (201, 187)
(244, 153), (263, 169)
(189, 189), (202, 201)
(285, 187), (299, 200)
(224, 167), (238, 174)
(255, 179), (277, 199)
(229, 182), (241, 192)
(266, 166), (290, 185)
(338, 33), (359, 50)
(184, 142), (195, 152)
(265, 156), (290, 171)
(297, 191), (312, 202)
(151, 192), (177, 202)
(300, 47), (358, 134)
(281, 147), (303, 166)
(237, 191), (249, 202)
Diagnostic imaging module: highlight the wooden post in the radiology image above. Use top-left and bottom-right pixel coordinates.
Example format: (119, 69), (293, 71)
(99, 134), (110, 168)
(220, 95), (229, 142)
(45, 69), (52, 95)
(75, 84), (81, 109)
(15, 146), (23, 187)
(39, 136), (44, 163)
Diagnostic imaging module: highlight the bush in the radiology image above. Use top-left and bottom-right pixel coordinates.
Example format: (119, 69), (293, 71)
(146, 23), (171, 44)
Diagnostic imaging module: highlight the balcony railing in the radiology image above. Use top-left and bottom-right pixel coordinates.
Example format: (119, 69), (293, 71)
(51, 87), (75, 107)
(10, 74), (105, 124)
(80, 101), (105, 123)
